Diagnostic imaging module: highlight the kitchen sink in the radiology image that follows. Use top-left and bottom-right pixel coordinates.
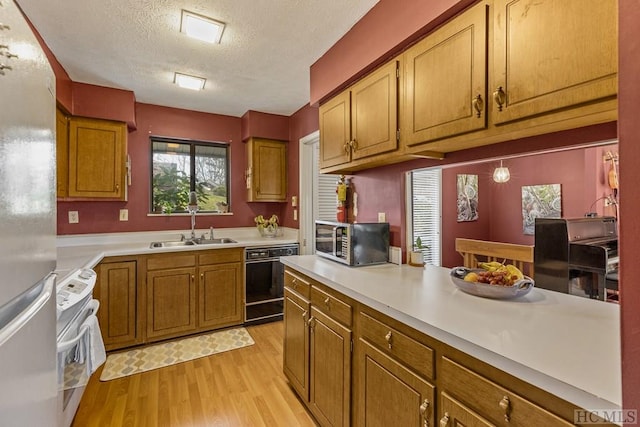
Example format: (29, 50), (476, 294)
(149, 237), (237, 248)
(193, 237), (237, 245)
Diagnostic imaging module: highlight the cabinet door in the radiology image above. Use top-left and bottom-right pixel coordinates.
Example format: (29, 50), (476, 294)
(283, 289), (310, 401)
(403, 1), (487, 145)
(56, 108), (69, 198)
(319, 90), (351, 169)
(146, 267), (197, 340)
(95, 261), (138, 350)
(350, 60), (398, 160)
(357, 340), (435, 427)
(440, 393), (495, 427)
(247, 138), (287, 202)
(492, 0), (617, 124)
(68, 116), (127, 199)
(309, 307), (351, 427)
(198, 262), (243, 329)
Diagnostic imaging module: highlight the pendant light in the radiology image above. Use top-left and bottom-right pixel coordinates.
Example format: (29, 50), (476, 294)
(493, 160), (510, 183)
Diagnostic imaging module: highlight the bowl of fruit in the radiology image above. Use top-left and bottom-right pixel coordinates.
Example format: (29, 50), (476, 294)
(449, 262), (534, 299)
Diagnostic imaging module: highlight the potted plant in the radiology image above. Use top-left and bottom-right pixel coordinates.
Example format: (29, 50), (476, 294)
(409, 237), (427, 266)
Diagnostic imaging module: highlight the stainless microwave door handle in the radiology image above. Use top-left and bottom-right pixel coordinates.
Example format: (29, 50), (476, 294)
(332, 227), (338, 257)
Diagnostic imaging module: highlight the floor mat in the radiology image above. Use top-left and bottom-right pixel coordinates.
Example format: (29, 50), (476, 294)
(99, 327), (254, 381)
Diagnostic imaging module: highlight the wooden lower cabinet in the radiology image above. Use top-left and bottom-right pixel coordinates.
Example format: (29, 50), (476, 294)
(283, 288), (310, 400)
(357, 339), (435, 427)
(95, 259), (138, 351)
(146, 267), (197, 341)
(282, 266), (606, 427)
(309, 307), (351, 427)
(198, 261), (243, 329)
(440, 392), (494, 427)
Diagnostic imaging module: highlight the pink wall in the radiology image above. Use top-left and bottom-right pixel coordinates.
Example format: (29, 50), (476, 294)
(240, 110), (290, 142)
(619, 0), (640, 414)
(72, 83), (137, 129)
(57, 103), (286, 235)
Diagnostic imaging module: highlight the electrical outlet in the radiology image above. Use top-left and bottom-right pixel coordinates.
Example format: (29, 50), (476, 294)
(68, 211), (79, 224)
(119, 209), (129, 221)
(293, 209), (298, 221)
(378, 212), (386, 222)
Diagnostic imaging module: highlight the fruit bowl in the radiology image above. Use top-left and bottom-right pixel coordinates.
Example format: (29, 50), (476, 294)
(449, 266), (535, 299)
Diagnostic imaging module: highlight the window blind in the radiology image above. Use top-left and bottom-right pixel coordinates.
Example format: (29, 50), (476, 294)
(410, 168), (442, 266)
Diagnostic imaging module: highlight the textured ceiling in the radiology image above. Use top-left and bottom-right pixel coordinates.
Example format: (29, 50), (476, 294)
(16, 0), (379, 117)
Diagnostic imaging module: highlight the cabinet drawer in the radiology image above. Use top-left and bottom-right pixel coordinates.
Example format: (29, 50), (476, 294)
(360, 312), (434, 380)
(310, 285), (352, 327)
(146, 253), (196, 270)
(198, 248), (243, 265)
(441, 357), (573, 426)
(284, 270), (311, 299)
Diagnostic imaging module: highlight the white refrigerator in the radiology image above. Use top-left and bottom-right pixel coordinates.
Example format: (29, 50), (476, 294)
(0, 0), (59, 425)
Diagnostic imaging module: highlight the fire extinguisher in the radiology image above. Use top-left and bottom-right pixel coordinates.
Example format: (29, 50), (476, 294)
(336, 175), (349, 223)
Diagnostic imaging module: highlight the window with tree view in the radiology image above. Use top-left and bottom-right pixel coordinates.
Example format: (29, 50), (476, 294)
(151, 138), (229, 214)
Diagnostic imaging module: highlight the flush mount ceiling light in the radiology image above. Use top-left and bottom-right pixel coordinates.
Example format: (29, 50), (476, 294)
(493, 160), (511, 183)
(174, 72), (206, 91)
(180, 10), (225, 44)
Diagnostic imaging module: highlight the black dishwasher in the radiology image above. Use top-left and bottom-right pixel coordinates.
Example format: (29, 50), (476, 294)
(245, 244), (298, 324)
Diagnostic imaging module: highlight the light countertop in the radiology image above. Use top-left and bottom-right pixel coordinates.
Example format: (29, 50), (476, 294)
(55, 227), (298, 282)
(280, 255), (621, 413)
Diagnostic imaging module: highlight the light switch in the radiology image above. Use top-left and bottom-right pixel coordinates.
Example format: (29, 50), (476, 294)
(68, 211), (79, 224)
(119, 209), (128, 221)
(294, 209), (298, 221)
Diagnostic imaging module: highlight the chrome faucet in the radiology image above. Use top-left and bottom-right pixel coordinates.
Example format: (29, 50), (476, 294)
(187, 191), (198, 240)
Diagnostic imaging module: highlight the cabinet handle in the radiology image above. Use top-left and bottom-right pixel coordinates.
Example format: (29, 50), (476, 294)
(350, 139), (358, 152)
(385, 330), (393, 349)
(302, 310), (307, 320)
(323, 297), (330, 308)
(291, 278), (298, 289)
(307, 316), (315, 331)
(499, 395), (511, 422)
(419, 399), (430, 427)
(439, 412), (450, 427)
(472, 94), (484, 118)
(493, 86), (506, 111)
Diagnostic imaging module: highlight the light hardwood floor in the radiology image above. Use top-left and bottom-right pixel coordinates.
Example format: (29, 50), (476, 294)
(73, 321), (316, 427)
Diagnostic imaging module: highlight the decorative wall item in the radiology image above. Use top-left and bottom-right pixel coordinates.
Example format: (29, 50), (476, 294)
(457, 174), (479, 222)
(521, 184), (562, 235)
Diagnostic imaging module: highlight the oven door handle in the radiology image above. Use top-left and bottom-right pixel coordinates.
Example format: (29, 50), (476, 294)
(332, 227), (338, 257)
(56, 300), (100, 353)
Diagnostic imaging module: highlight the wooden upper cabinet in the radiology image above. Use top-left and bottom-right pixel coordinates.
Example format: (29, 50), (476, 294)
(246, 137), (287, 202)
(319, 60), (399, 170)
(402, 2), (488, 145)
(319, 90), (351, 169)
(67, 116), (127, 199)
(350, 60), (399, 161)
(56, 108), (69, 197)
(491, 0), (618, 124)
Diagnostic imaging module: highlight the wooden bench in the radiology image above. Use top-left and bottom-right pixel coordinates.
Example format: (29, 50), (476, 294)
(455, 238), (535, 277)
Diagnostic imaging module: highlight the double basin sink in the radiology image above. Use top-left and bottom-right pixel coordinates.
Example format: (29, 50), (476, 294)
(149, 237), (237, 249)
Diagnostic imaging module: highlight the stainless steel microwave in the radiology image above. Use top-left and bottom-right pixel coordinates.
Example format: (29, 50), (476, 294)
(315, 220), (389, 266)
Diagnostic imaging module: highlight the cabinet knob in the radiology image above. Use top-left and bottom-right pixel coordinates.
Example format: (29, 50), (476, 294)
(499, 395), (511, 422)
(200, 273), (204, 280)
(472, 94), (484, 118)
(439, 412), (450, 427)
(419, 399), (430, 427)
(343, 142), (350, 154)
(350, 139), (358, 152)
(385, 330), (393, 349)
(191, 275), (195, 282)
(493, 86), (506, 111)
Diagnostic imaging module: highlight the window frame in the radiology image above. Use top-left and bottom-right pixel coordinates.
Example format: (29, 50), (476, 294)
(149, 136), (230, 214)
(405, 167), (442, 266)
